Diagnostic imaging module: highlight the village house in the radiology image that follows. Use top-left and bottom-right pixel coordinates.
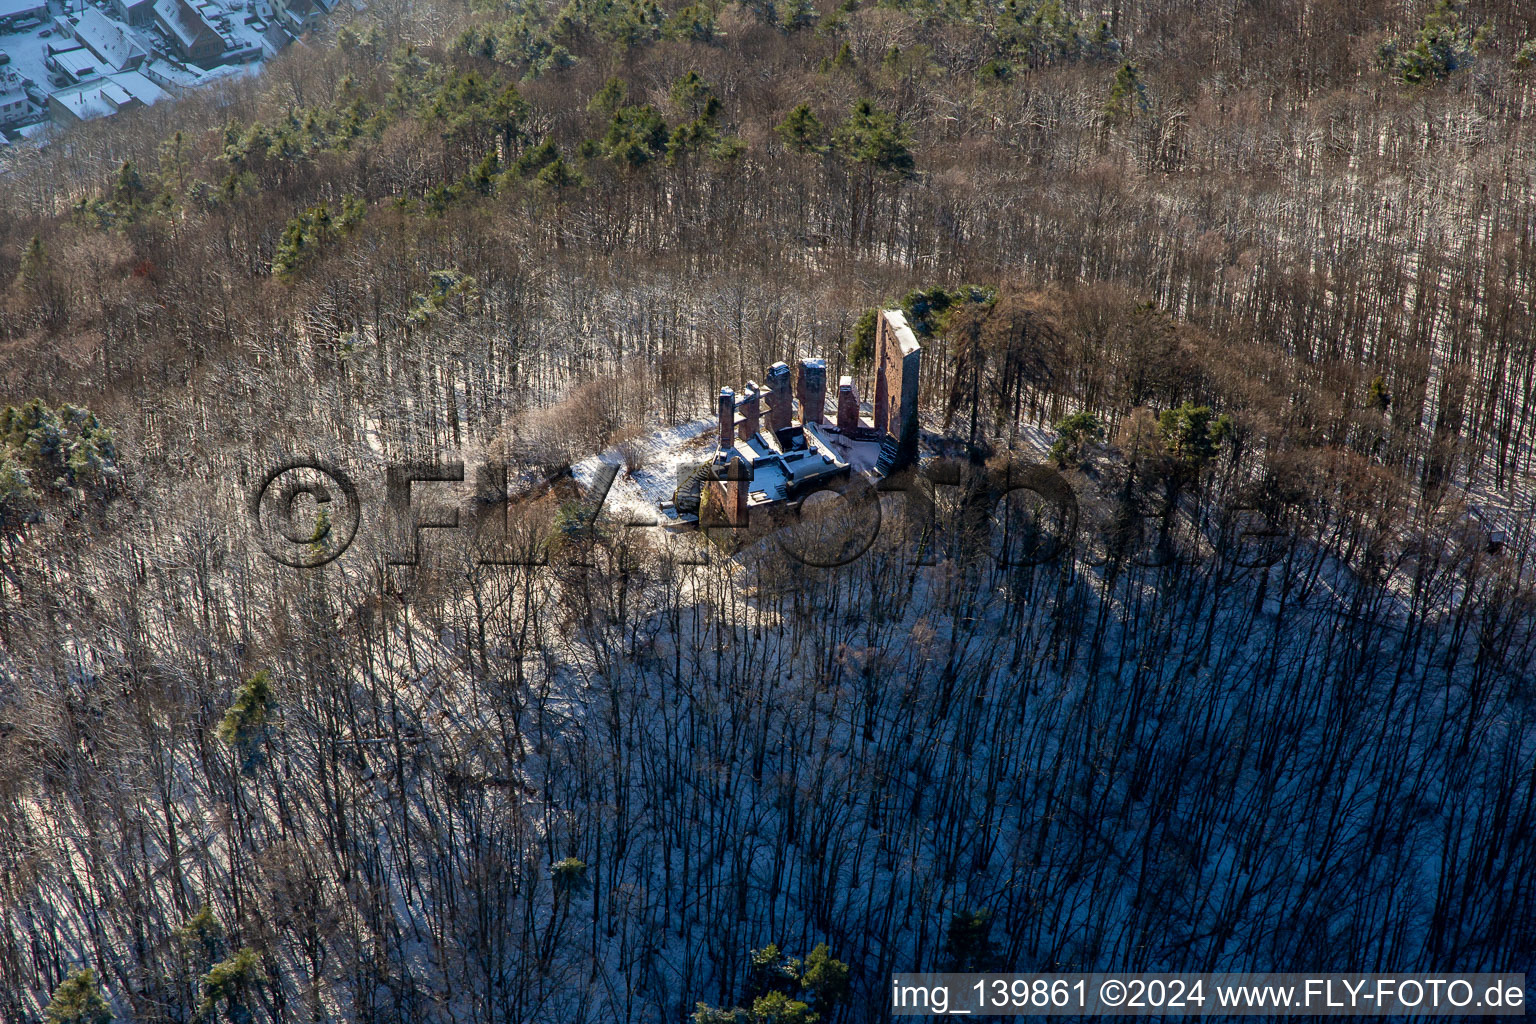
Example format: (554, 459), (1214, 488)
(0, 67), (28, 127)
(0, 0), (46, 31)
(271, 0), (321, 35)
(111, 0), (158, 28)
(151, 0), (225, 65)
(45, 45), (101, 85)
(73, 9), (148, 74)
(48, 70), (166, 125)
(111, 0), (157, 27)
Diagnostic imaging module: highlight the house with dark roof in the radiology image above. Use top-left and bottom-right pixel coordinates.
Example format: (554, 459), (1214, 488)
(112, 0), (157, 27)
(271, 0), (319, 35)
(152, 0), (223, 65)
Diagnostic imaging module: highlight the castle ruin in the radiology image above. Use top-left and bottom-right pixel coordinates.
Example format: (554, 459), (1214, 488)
(676, 308), (923, 525)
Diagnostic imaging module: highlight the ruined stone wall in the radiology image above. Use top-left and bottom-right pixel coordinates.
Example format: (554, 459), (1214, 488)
(737, 386), (760, 440)
(701, 456), (751, 526)
(717, 387), (735, 448)
(874, 310), (921, 468)
(765, 361), (794, 434)
(837, 375), (860, 430)
(797, 358), (826, 426)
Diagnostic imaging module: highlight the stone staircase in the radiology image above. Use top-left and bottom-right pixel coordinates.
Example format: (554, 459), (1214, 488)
(672, 461), (712, 515)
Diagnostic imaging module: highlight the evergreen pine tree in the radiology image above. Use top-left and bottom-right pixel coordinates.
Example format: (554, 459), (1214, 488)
(944, 909), (998, 970)
(43, 968), (112, 1024)
(198, 949), (264, 1024)
(849, 309), (879, 368)
(175, 906), (228, 972)
(797, 943), (849, 1008)
(1366, 375), (1392, 411)
(775, 104), (825, 153)
(17, 235), (48, 287)
(1104, 61), (1149, 123)
(465, 150), (501, 195)
(1049, 411), (1105, 467)
(588, 76), (628, 116)
(601, 105), (671, 170)
(1378, 0), (1486, 85)
(514, 138), (561, 178)
(832, 99), (914, 177)
(535, 155), (586, 194)
(1157, 403), (1231, 467)
(217, 669), (272, 760)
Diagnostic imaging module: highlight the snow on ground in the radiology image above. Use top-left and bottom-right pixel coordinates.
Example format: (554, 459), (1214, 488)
(571, 415), (716, 524)
(0, 16), (68, 122)
(814, 424), (881, 472)
(9, 394), (1535, 1020)
(0, 0), (289, 137)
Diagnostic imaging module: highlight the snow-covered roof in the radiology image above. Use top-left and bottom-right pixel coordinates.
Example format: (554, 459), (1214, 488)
(192, 0), (236, 37)
(782, 449), (839, 484)
(143, 56), (202, 87)
(152, 0), (222, 52)
(274, 0), (319, 30)
(0, 0), (46, 19)
(0, 67), (23, 99)
(74, 9), (147, 71)
(106, 69), (167, 104)
(99, 80), (133, 105)
(191, 61), (249, 83)
(50, 46), (101, 80)
(49, 71), (165, 120)
(808, 423), (881, 472)
(49, 80), (119, 119)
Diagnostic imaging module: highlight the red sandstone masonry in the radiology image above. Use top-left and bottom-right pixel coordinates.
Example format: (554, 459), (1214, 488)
(737, 384), (760, 441)
(717, 387), (735, 448)
(765, 362), (794, 435)
(837, 375), (860, 430)
(797, 358), (827, 426)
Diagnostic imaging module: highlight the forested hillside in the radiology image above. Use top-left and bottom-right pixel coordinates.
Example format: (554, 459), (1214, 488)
(0, 0), (1534, 1019)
